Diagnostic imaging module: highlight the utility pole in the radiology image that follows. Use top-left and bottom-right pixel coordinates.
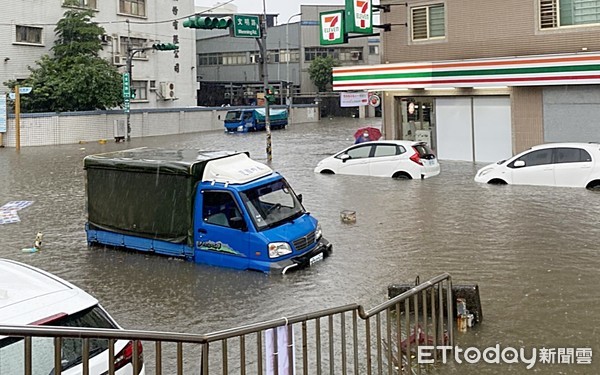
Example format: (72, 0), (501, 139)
(126, 20), (132, 141)
(259, 7), (272, 163)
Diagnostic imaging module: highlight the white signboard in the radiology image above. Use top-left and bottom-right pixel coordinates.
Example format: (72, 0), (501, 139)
(340, 92), (369, 107)
(0, 96), (6, 133)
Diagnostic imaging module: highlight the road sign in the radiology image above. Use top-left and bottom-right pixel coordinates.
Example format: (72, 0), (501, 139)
(233, 15), (261, 38)
(19, 87), (32, 94)
(122, 73), (130, 99)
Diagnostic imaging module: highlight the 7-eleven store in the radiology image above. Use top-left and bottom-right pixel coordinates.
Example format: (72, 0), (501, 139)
(333, 53), (600, 163)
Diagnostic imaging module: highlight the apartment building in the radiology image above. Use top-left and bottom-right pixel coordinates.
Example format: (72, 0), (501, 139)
(333, 0), (600, 162)
(195, 4), (380, 106)
(1, 0), (197, 108)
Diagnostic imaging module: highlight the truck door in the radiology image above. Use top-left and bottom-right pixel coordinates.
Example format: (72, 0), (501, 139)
(194, 189), (250, 270)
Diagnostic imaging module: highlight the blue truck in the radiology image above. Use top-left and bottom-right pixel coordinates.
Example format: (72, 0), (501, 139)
(84, 148), (331, 274)
(224, 108), (288, 132)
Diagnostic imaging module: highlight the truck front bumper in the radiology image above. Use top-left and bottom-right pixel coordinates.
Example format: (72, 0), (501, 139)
(279, 238), (332, 274)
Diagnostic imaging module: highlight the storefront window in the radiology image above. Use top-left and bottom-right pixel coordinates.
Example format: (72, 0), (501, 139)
(399, 98), (436, 152)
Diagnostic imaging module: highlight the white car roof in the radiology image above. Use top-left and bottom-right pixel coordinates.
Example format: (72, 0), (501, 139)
(531, 142), (600, 150)
(0, 259), (98, 325)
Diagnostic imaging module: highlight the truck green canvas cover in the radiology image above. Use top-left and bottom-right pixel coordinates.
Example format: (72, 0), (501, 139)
(253, 108), (288, 122)
(84, 148), (243, 246)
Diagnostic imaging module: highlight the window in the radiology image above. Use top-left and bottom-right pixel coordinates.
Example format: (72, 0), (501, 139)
(0, 306), (116, 374)
(119, 37), (148, 58)
(131, 80), (147, 101)
(411, 4), (445, 40)
(119, 0), (146, 17)
(15, 25), (43, 45)
(345, 145), (372, 159)
(369, 45), (379, 55)
(513, 149), (553, 167)
(64, 0), (97, 9)
(374, 145), (399, 157)
(555, 148), (592, 163)
(203, 191), (242, 228)
(540, 0), (600, 28)
(304, 47), (363, 62)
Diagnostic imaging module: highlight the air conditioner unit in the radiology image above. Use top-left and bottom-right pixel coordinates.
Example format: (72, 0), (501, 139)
(160, 82), (176, 100)
(350, 51), (361, 61)
(101, 34), (112, 44)
(112, 55), (124, 66)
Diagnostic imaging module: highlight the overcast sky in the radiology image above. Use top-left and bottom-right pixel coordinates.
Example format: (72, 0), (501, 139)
(194, 0), (347, 25)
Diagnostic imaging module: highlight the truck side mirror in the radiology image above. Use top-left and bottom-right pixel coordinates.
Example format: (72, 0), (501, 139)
(229, 216), (247, 231)
(297, 194), (303, 203)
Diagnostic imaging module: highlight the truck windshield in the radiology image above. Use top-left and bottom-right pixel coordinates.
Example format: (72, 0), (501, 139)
(239, 179), (305, 231)
(225, 111), (242, 121)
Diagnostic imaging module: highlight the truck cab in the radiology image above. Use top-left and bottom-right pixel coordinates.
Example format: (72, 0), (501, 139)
(85, 149), (331, 274)
(224, 108), (288, 133)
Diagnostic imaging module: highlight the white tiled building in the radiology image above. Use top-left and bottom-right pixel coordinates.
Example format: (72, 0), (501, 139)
(0, 0), (197, 108)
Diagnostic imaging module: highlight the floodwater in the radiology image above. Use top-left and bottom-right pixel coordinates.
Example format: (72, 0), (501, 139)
(1, 118), (600, 374)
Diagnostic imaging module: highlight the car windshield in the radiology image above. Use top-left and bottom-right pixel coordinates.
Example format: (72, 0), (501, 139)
(239, 178), (305, 231)
(225, 111), (242, 121)
(0, 305), (117, 374)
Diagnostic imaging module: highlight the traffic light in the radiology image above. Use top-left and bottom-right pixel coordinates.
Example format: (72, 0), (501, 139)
(130, 89), (137, 100)
(265, 87), (276, 104)
(183, 16), (232, 29)
(152, 43), (178, 51)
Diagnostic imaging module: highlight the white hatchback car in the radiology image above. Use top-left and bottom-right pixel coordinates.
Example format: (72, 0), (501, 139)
(474, 142), (600, 189)
(314, 140), (440, 179)
(0, 259), (144, 375)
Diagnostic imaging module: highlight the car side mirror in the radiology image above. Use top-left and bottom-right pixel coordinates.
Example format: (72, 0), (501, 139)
(340, 154), (350, 163)
(229, 217), (247, 231)
(513, 160), (525, 168)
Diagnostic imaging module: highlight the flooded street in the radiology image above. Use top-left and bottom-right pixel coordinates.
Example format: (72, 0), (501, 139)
(1, 118), (600, 374)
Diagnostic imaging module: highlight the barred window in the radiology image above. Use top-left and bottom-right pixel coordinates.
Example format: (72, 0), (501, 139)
(540, 0), (600, 29)
(411, 4), (445, 41)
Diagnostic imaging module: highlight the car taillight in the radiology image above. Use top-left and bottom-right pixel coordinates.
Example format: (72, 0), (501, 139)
(114, 340), (143, 373)
(410, 148), (423, 166)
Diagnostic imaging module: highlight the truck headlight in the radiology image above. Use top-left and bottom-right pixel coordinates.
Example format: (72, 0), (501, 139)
(268, 242), (292, 258)
(315, 224), (322, 241)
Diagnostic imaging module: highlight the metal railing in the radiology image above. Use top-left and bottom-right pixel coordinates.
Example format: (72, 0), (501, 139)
(0, 273), (453, 375)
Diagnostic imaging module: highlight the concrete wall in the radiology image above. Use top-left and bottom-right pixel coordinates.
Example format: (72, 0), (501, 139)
(0, 105), (319, 148)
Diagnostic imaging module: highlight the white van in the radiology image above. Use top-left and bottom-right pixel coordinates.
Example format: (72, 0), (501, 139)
(0, 259), (144, 374)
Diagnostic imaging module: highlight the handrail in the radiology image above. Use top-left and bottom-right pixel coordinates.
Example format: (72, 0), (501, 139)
(0, 273), (454, 374)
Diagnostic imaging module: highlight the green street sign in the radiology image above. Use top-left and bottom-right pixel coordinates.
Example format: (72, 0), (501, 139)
(345, 0), (373, 34)
(320, 10), (345, 45)
(122, 73), (130, 99)
(233, 15), (261, 38)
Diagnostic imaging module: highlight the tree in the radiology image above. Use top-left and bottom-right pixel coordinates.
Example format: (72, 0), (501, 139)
(308, 56), (338, 92)
(4, 1), (123, 112)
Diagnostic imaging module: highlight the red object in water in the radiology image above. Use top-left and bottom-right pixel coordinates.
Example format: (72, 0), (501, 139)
(354, 126), (382, 142)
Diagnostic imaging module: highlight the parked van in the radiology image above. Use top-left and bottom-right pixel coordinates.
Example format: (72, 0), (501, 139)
(0, 258), (144, 374)
(224, 108), (288, 132)
(84, 148), (331, 274)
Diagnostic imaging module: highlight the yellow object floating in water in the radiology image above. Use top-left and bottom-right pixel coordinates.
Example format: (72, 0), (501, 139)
(98, 139), (107, 144)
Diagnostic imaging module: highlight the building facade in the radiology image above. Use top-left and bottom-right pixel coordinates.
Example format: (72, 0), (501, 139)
(333, 0), (600, 162)
(1, 0), (197, 108)
(195, 4), (380, 107)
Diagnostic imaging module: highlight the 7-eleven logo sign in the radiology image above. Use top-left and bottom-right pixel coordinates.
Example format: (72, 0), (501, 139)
(323, 15), (340, 40)
(354, 0), (371, 29)
(320, 11), (344, 45)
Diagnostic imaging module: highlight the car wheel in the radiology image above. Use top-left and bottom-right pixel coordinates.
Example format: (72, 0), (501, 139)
(320, 169), (335, 174)
(392, 172), (411, 180)
(586, 180), (600, 191)
(488, 178), (507, 185)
